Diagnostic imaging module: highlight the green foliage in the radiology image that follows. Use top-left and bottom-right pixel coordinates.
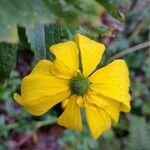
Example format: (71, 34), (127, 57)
(44, 24), (65, 60)
(125, 115), (150, 150)
(109, 33), (129, 53)
(142, 101), (150, 115)
(0, 0), (121, 43)
(0, 43), (18, 83)
(143, 57), (150, 79)
(0, 24), (70, 81)
(125, 52), (144, 69)
(132, 77), (148, 98)
(26, 23), (47, 64)
(0, 71), (20, 100)
(77, 25), (108, 40)
(58, 115), (99, 150)
(59, 129), (99, 150)
(96, 0), (123, 21)
(59, 127), (121, 150)
(0, 0), (52, 43)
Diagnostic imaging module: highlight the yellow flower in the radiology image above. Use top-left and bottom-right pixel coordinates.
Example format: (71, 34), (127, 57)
(14, 34), (131, 140)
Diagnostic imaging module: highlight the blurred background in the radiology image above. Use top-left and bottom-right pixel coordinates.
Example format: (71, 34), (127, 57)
(0, 0), (150, 149)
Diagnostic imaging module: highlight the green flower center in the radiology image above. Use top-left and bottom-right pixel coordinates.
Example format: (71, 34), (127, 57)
(70, 74), (90, 96)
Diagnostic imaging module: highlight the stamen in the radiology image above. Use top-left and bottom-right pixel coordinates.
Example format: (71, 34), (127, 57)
(70, 74), (90, 96)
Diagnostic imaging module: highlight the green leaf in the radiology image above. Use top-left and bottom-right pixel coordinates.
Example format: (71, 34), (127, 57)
(96, 0), (123, 21)
(45, 23), (64, 60)
(18, 27), (30, 49)
(126, 115), (150, 150)
(125, 52), (144, 69)
(64, 0), (103, 20)
(142, 57), (150, 78)
(0, 0), (118, 43)
(0, 0), (54, 43)
(26, 23), (46, 64)
(25, 23), (65, 63)
(0, 0), (79, 43)
(0, 115), (5, 126)
(142, 101), (150, 115)
(77, 25), (108, 40)
(0, 43), (18, 83)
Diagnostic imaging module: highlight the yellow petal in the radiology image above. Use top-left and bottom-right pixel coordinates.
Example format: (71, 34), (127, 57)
(120, 94), (131, 112)
(84, 95), (97, 110)
(104, 98), (120, 123)
(85, 91), (120, 122)
(49, 41), (79, 79)
(86, 90), (109, 108)
(89, 59), (131, 112)
(86, 107), (111, 140)
(76, 96), (84, 108)
(61, 99), (69, 109)
(57, 95), (83, 131)
(14, 92), (69, 116)
(13, 60), (71, 116)
(14, 76), (70, 116)
(31, 59), (53, 75)
(75, 33), (105, 76)
(21, 75), (70, 102)
(25, 91), (69, 116)
(14, 93), (22, 105)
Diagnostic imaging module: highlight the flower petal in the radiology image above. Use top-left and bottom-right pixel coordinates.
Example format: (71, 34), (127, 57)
(86, 90), (109, 108)
(86, 107), (111, 140)
(14, 92), (69, 116)
(57, 95), (83, 131)
(13, 60), (71, 116)
(89, 59), (131, 112)
(31, 59), (53, 75)
(49, 41), (79, 79)
(75, 33), (105, 76)
(104, 98), (120, 123)
(22, 75), (70, 102)
(85, 91), (120, 122)
(61, 99), (69, 109)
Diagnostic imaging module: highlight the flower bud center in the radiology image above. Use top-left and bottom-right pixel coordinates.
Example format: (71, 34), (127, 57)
(70, 74), (90, 96)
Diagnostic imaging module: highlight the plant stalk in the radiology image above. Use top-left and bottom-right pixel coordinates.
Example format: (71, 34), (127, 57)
(107, 41), (150, 63)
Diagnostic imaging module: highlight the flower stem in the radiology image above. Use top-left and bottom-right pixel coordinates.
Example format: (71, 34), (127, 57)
(107, 41), (150, 63)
